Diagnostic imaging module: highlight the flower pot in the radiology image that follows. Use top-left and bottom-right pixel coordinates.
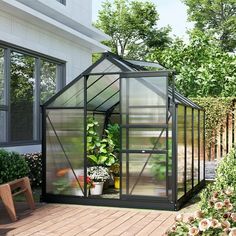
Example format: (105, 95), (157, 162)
(90, 182), (104, 195)
(72, 188), (89, 196)
(114, 177), (120, 189)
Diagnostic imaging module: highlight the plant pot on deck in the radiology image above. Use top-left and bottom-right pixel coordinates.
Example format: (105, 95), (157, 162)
(90, 182), (104, 195)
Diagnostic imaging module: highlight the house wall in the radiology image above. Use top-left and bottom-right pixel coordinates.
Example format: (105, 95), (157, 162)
(0, 0), (110, 153)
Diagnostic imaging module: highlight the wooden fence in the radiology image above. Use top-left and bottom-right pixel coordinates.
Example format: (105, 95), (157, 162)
(207, 100), (236, 161)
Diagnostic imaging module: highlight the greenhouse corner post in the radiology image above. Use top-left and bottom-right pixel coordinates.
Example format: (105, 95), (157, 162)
(171, 74), (178, 207)
(119, 75), (122, 199)
(84, 75), (88, 197)
(41, 105), (46, 201)
(198, 110), (200, 184)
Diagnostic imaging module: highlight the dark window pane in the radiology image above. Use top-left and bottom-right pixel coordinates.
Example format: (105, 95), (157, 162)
(194, 110), (199, 186)
(0, 48), (4, 105)
(0, 111), (7, 142)
(186, 107), (192, 191)
(40, 60), (57, 104)
(10, 52), (35, 141)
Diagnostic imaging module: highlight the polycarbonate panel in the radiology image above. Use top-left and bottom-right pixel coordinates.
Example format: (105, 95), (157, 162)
(90, 58), (121, 74)
(129, 77), (166, 107)
(200, 111), (204, 181)
(177, 105), (185, 199)
(49, 77), (84, 107)
(0, 48), (4, 105)
(46, 109), (85, 196)
(122, 128), (167, 151)
(87, 75), (119, 110)
(194, 110), (199, 186)
(186, 107), (193, 191)
(122, 153), (166, 197)
(87, 112), (105, 138)
(96, 92), (119, 111)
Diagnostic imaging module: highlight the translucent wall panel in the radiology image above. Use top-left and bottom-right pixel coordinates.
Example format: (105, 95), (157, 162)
(0, 48), (4, 105)
(49, 77), (84, 107)
(10, 51), (35, 141)
(46, 109), (85, 196)
(90, 58), (122, 74)
(200, 111), (205, 181)
(122, 128), (167, 151)
(122, 153), (166, 197)
(177, 105), (185, 199)
(87, 74), (119, 111)
(186, 107), (193, 191)
(0, 111), (7, 142)
(194, 110), (199, 186)
(87, 112), (105, 138)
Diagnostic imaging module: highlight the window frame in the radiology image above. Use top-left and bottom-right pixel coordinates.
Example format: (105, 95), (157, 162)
(56, 0), (66, 5)
(0, 44), (66, 146)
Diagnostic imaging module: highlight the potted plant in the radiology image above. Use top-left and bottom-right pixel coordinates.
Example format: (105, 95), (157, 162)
(87, 118), (116, 167)
(71, 176), (94, 196)
(87, 166), (110, 195)
(111, 163), (120, 189)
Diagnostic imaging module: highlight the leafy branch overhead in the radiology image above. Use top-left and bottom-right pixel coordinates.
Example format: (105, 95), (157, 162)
(95, 0), (171, 59)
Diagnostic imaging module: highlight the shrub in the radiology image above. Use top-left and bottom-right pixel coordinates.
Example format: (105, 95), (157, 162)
(0, 149), (29, 184)
(23, 153), (42, 188)
(167, 148), (236, 235)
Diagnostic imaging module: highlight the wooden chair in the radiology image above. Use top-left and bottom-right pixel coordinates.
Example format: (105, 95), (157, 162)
(0, 177), (35, 221)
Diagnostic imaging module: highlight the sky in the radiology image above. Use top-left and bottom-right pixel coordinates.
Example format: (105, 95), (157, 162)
(92, 0), (194, 40)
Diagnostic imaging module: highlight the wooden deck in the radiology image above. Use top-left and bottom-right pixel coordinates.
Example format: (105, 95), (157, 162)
(0, 202), (176, 236)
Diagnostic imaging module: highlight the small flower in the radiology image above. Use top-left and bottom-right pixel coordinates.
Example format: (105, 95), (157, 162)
(189, 226), (199, 236)
(229, 228), (236, 236)
(56, 168), (70, 177)
(194, 210), (204, 219)
(199, 219), (211, 231)
(214, 201), (224, 210)
(231, 213), (236, 222)
(175, 213), (183, 222)
(224, 199), (231, 207)
(226, 203), (233, 211)
(188, 216), (195, 223)
(225, 187), (233, 196)
(221, 220), (231, 230)
(223, 212), (231, 219)
(210, 219), (221, 228)
(212, 191), (219, 201)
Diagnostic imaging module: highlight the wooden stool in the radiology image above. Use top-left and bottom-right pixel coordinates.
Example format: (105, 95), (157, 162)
(0, 177), (35, 221)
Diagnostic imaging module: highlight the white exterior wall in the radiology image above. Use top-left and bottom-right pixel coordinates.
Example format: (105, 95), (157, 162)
(0, 0), (110, 152)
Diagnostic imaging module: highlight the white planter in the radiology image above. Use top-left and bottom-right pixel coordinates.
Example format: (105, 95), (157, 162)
(73, 188), (89, 196)
(90, 182), (104, 195)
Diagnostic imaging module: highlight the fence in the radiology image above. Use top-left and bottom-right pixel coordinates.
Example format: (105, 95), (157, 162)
(207, 100), (236, 161)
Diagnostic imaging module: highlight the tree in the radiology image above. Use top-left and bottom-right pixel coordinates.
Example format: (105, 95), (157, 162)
(95, 0), (171, 60)
(183, 0), (236, 52)
(149, 30), (236, 97)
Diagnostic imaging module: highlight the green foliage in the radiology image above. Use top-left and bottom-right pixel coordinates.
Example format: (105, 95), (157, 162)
(107, 123), (120, 152)
(0, 149), (29, 184)
(23, 153), (42, 188)
(191, 97), (234, 158)
(167, 148), (236, 235)
(183, 0), (236, 52)
(95, 0), (171, 59)
(87, 118), (116, 167)
(151, 31), (236, 97)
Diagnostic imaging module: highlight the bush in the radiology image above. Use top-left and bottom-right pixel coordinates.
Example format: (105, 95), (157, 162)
(23, 153), (42, 188)
(0, 149), (29, 184)
(167, 149), (236, 235)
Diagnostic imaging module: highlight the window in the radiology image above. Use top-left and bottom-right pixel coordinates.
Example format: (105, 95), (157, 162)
(56, 0), (66, 5)
(0, 46), (65, 145)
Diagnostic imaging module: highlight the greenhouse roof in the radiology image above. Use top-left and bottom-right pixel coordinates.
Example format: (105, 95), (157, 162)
(44, 52), (202, 111)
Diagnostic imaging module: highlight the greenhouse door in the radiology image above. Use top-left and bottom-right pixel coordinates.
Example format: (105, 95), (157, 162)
(120, 72), (169, 199)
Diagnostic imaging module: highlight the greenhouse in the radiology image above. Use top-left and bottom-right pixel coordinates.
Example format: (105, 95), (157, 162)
(42, 52), (205, 210)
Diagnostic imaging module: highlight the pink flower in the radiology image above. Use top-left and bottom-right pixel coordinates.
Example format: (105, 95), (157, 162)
(225, 187), (233, 196)
(221, 220), (231, 230)
(229, 228), (236, 236)
(214, 201), (224, 210)
(226, 203), (233, 211)
(231, 213), (236, 222)
(194, 210), (204, 219)
(188, 216), (195, 223)
(210, 219), (221, 228)
(175, 213), (183, 222)
(189, 226), (199, 236)
(224, 199), (231, 207)
(199, 219), (211, 231)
